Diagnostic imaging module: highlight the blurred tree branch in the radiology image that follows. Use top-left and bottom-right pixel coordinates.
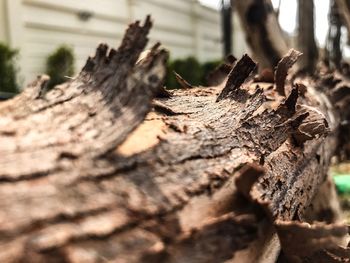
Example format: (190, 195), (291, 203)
(221, 0), (232, 57)
(326, 0), (343, 69)
(335, 0), (350, 44)
(297, 0), (318, 73)
(234, 0), (288, 70)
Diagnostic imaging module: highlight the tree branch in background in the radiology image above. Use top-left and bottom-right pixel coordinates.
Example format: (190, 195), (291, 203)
(335, 0), (350, 44)
(221, 0), (232, 57)
(297, 0), (319, 73)
(274, 0), (282, 19)
(234, 0), (288, 70)
(326, 0), (343, 69)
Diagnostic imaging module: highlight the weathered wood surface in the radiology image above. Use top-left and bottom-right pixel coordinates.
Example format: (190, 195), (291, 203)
(0, 17), (350, 263)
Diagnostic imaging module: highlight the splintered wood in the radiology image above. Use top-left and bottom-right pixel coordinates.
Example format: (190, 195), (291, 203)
(0, 17), (350, 263)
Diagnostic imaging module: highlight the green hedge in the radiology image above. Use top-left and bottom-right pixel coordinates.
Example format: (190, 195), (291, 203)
(0, 44), (219, 93)
(46, 45), (75, 89)
(201, 60), (222, 84)
(0, 43), (19, 93)
(165, 57), (221, 89)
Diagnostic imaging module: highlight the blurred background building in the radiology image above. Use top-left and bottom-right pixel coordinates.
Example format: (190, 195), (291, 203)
(0, 0), (248, 85)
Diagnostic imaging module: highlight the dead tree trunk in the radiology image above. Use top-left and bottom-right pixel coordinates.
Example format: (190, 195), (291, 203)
(234, 0), (288, 69)
(0, 17), (350, 263)
(297, 0), (318, 73)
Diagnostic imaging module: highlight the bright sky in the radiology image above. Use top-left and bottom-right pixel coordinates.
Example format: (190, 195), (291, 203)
(198, 0), (331, 46)
(271, 0), (330, 46)
(199, 0), (221, 10)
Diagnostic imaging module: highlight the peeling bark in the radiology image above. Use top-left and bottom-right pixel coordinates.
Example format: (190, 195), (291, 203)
(275, 49), (302, 96)
(0, 18), (350, 263)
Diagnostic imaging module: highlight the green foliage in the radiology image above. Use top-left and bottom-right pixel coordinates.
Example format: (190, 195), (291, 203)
(46, 45), (75, 89)
(0, 43), (19, 93)
(165, 57), (221, 89)
(166, 57), (202, 89)
(201, 60), (222, 84)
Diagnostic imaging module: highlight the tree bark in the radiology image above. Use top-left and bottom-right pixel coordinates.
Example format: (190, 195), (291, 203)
(297, 0), (319, 73)
(234, 0), (288, 70)
(0, 17), (350, 263)
(335, 0), (350, 44)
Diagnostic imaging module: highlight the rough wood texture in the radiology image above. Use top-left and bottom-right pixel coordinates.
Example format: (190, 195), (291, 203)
(274, 49), (302, 96)
(234, 0), (288, 70)
(0, 18), (350, 263)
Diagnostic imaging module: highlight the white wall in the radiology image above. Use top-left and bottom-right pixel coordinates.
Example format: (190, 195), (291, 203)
(18, 0), (130, 83)
(4, 0), (248, 85)
(0, 0), (8, 43)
